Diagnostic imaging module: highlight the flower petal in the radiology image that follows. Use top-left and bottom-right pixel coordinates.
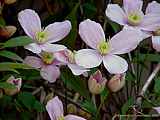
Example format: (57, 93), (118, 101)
(46, 96), (64, 120)
(68, 63), (89, 76)
(40, 65), (60, 83)
(109, 26), (143, 54)
(103, 54), (128, 74)
(140, 14), (160, 32)
(152, 36), (160, 52)
(41, 43), (67, 53)
(65, 115), (86, 120)
(18, 9), (41, 39)
(24, 56), (43, 68)
(75, 49), (102, 68)
(106, 4), (126, 25)
(44, 20), (71, 43)
(123, 0), (143, 14)
(154, 107), (160, 114)
(54, 51), (69, 64)
(24, 43), (42, 53)
(146, 1), (160, 14)
(79, 19), (105, 49)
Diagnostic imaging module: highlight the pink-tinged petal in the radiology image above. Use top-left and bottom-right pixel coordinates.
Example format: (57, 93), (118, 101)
(103, 54), (128, 74)
(18, 9), (41, 39)
(44, 20), (71, 43)
(40, 65), (60, 83)
(146, 1), (160, 14)
(75, 49), (102, 68)
(24, 43), (42, 53)
(140, 14), (160, 32)
(79, 19), (105, 49)
(46, 96), (64, 120)
(106, 4), (126, 25)
(152, 36), (160, 52)
(123, 0), (143, 14)
(41, 43), (66, 53)
(65, 115), (86, 120)
(154, 107), (160, 114)
(24, 56), (43, 68)
(68, 63), (89, 76)
(54, 51), (69, 64)
(109, 26), (143, 54)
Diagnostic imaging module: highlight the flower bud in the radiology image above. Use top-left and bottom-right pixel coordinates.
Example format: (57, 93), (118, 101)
(4, 0), (16, 4)
(88, 70), (107, 94)
(67, 104), (77, 114)
(107, 73), (125, 92)
(4, 76), (22, 96)
(0, 25), (17, 38)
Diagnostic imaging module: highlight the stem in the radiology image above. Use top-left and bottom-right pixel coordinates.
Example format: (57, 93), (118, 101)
(92, 94), (96, 107)
(136, 63), (160, 109)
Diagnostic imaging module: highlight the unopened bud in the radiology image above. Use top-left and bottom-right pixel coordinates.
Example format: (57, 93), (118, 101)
(4, 76), (22, 96)
(4, 0), (16, 4)
(88, 70), (107, 94)
(107, 73), (125, 92)
(0, 25), (17, 38)
(67, 104), (77, 114)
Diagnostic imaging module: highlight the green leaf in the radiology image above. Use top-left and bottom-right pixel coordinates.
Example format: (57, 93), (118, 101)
(17, 92), (36, 110)
(0, 17), (6, 27)
(62, 3), (79, 49)
(0, 62), (33, 72)
(108, 20), (121, 33)
(0, 82), (16, 89)
(154, 77), (160, 95)
(121, 97), (134, 115)
(33, 101), (45, 112)
(60, 68), (90, 100)
(0, 50), (23, 62)
(3, 36), (33, 48)
(100, 88), (109, 102)
(81, 99), (97, 115)
(83, 3), (97, 18)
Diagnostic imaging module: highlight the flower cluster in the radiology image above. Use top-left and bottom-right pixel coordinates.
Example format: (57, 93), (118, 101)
(17, 0), (160, 119)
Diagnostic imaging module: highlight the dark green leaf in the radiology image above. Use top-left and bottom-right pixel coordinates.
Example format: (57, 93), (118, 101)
(100, 88), (109, 102)
(33, 101), (45, 112)
(0, 50), (23, 62)
(0, 82), (16, 89)
(154, 77), (160, 95)
(0, 17), (6, 27)
(3, 36), (33, 48)
(60, 68), (90, 100)
(121, 97), (134, 115)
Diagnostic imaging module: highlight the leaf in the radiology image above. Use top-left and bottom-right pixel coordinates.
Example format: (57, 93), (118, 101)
(33, 101), (45, 112)
(121, 97), (134, 115)
(62, 3), (80, 49)
(60, 68), (90, 100)
(17, 92), (36, 110)
(0, 50), (23, 62)
(81, 99), (97, 115)
(100, 88), (109, 102)
(154, 77), (160, 95)
(108, 20), (121, 33)
(83, 3), (97, 18)
(0, 82), (16, 89)
(0, 17), (6, 27)
(0, 62), (33, 72)
(3, 36), (33, 48)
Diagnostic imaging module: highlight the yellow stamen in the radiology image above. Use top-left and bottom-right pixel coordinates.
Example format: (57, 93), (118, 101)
(97, 41), (110, 55)
(41, 52), (54, 64)
(36, 31), (47, 43)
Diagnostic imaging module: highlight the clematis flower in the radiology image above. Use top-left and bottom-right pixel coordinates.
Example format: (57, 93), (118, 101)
(88, 70), (107, 94)
(24, 51), (62, 83)
(54, 49), (89, 76)
(75, 19), (143, 74)
(46, 96), (86, 120)
(4, 76), (22, 96)
(18, 9), (71, 53)
(105, 0), (160, 35)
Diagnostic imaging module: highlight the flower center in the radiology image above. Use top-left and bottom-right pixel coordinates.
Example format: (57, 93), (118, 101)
(128, 13), (142, 26)
(36, 31), (47, 44)
(97, 41), (110, 55)
(41, 52), (54, 64)
(58, 115), (65, 120)
(67, 50), (75, 63)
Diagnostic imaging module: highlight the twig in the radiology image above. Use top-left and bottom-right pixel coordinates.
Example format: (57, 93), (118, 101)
(136, 63), (160, 109)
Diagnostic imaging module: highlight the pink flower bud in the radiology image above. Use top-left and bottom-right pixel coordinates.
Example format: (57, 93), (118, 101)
(88, 70), (107, 94)
(107, 73), (125, 92)
(4, 76), (22, 96)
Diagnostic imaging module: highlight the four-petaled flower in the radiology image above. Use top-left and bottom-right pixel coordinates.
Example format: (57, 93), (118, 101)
(18, 9), (71, 53)
(24, 51), (62, 83)
(75, 19), (143, 74)
(46, 96), (86, 120)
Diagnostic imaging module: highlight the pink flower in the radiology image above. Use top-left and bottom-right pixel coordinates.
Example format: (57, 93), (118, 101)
(106, 0), (160, 33)
(18, 9), (71, 53)
(24, 52), (62, 83)
(46, 96), (86, 120)
(75, 19), (143, 74)
(54, 49), (89, 75)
